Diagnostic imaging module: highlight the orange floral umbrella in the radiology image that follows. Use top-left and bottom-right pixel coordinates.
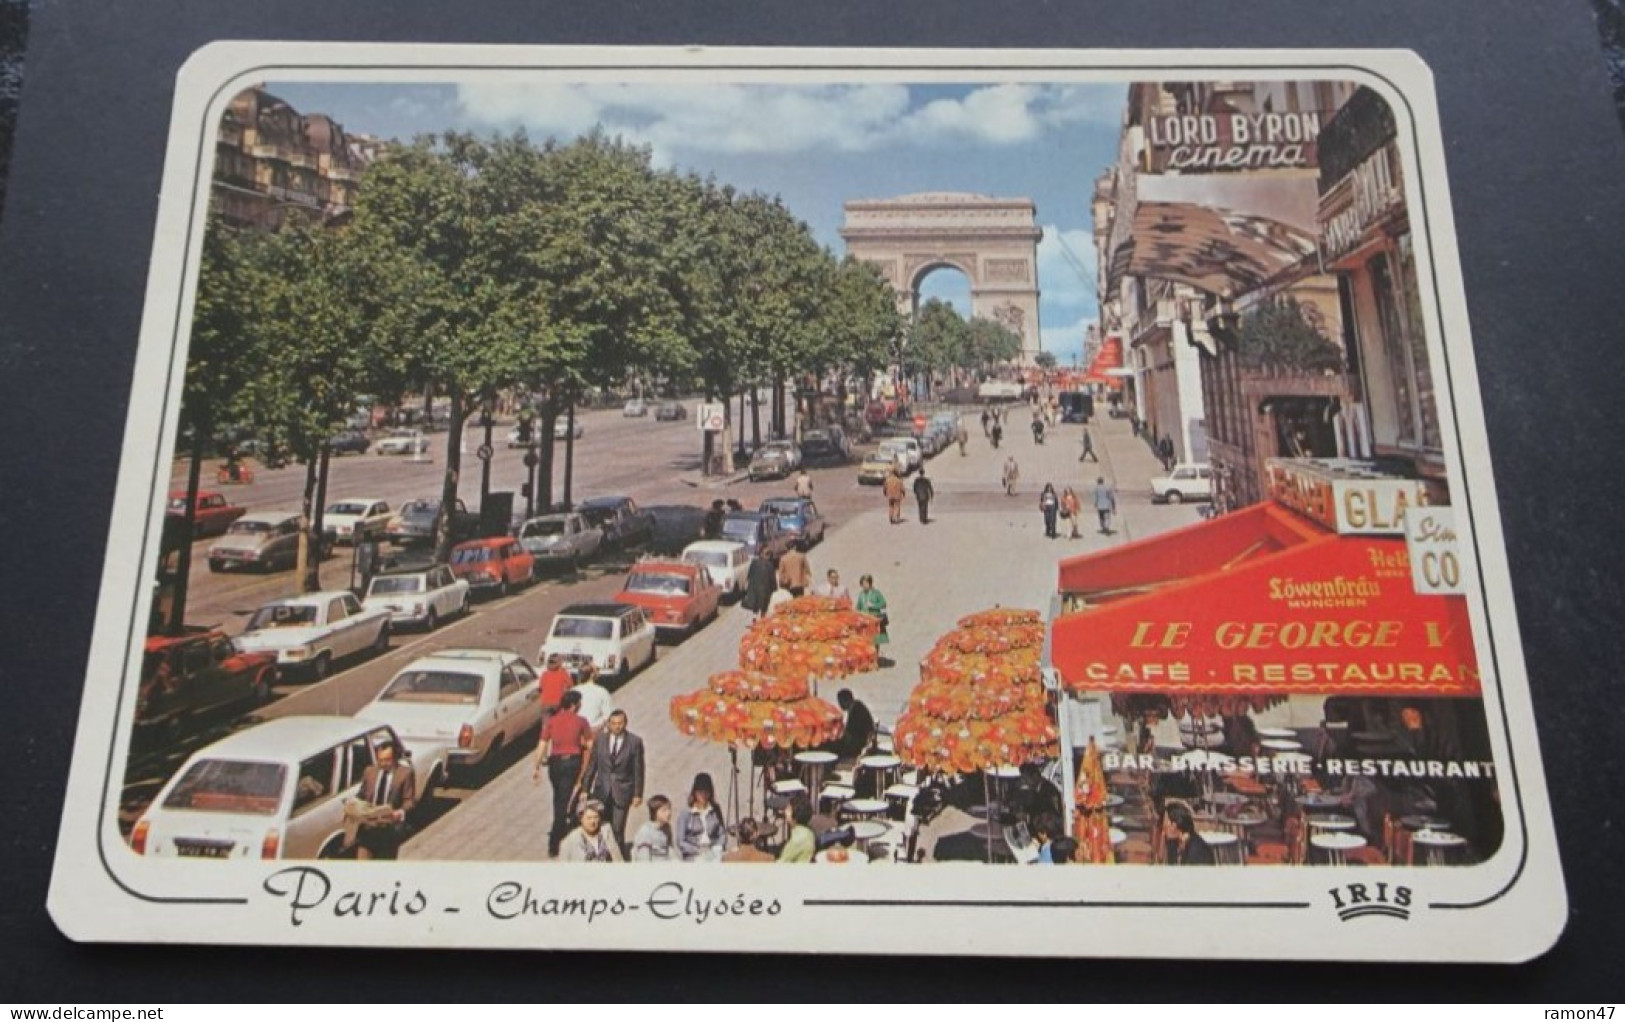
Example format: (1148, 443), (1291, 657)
(893, 708), (1058, 774)
(906, 676), (1046, 721)
(738, 609), (880, 683)
(957, 608), (1043, 630)
(669, 671), (844, 750)
(920, 645), (1043, 689)
(1073, 737), (1115, 864)
(935, 623), (1046, 656)
(776, 595), (856, 616)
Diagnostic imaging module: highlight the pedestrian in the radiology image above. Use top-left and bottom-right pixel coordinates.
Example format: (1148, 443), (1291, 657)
(356, 538), (378, 595)
(532, 689), (592, 858)
(812, 568), (851, 601)
(557, 800), (624, 863)
(1079, 427), (1098, 463)
(990, 419), (1003, 448)
(777, 539), (813, 597)
(630, 795), (676, 862)
(793, 468), (813, 499)
(882, 467), (905, 524)
(980, 407), (991, 437)
(856, 573), (890, 667)
(741, 550), (777, 619)
(1039, 483), (1061, 538)
(1031, 413), (1045, 445)
(1092, 476), (1118, 534)
(676, 772), (727, 862)
(351, 740), (415, 861)
(778, 797), (817, 864)
(537, 653), (573, 722)
(1160, 435), (1176, 471)
(1002, 455), (1020, 496)
(573, 662), (615, 730)
(726, 498), (744, 513)
(580, 708), (645, 856)
(703, 499), (725, 539)
(956, 421), (968, 456)
(912, 468), (935, 524)
(1062, 486), (1082, 540)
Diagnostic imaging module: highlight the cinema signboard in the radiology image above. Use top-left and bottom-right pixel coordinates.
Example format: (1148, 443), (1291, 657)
(1144, 109), (1326, 173)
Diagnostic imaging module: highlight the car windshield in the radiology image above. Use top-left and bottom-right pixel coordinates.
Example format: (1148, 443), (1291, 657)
(580, 508), (614, 527)
(226, 520), (275, 535)
(377, 670), (482, 705)
(626, 572), (691, 595)
(684, 550), (727, 568)
(401, 500), (439, 517)
(451, 547), (492, 565)
(552, 616), (615, 640)
(761, 500), (801, 517)
(163, 760), (287, 815)
(246, 604), (318, 631)
(721, 519), (758, 540)
(758, 444), (790, 457)
(522, 519), (567, 537)
(368, 576), (424, 596)
(326, 502), (368, 516)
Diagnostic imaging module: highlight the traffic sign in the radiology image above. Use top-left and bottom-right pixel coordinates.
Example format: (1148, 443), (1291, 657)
(476, 443), (493, 461)
(522, 451), (539, 468)
(698, 403), (726, 432)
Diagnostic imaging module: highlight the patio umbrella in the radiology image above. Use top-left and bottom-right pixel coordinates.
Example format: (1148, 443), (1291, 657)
(738, 605), (881, 689)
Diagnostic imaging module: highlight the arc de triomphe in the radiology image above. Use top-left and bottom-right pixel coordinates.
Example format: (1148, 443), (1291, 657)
(840, 192), (1043, 363)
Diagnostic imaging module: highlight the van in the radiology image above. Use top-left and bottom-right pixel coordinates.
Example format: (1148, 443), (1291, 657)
(130, 717), (413, 861)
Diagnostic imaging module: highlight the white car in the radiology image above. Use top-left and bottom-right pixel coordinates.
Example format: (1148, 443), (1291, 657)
(1151, 463), (1214, 504)
(358, 650), (543, 789)
(362, 563), (470, 630)
(130, 717), (419, 861)
(375, 429), (429, 456)
(877, 437), (919, 473)
(234, 591), (392, 681)
(538, 602), (657, 686)
(623, 399), (648, 417)
(323, 498), (393, 544)
(681, 540), (750, 598)
(554, 418), (585, 440)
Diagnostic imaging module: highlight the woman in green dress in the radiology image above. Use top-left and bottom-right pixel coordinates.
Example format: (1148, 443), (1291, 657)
(856, 574), (891, 667)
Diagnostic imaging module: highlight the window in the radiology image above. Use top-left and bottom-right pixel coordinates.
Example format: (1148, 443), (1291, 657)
(327, 598), (348, 623)
(164, 759), (286, 815)
(292, 750), (336, 817)
(344, 738), (373, 789)
(1369, 252), (1418, 446)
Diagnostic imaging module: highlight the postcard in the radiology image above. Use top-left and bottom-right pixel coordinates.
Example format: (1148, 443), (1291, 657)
(48, 43), (1565, 960)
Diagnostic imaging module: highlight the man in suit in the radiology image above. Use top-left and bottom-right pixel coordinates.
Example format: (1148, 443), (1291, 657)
(580, 709), (645, 856)
(819, 689), (876, 760)
(354, 740), (416, 861)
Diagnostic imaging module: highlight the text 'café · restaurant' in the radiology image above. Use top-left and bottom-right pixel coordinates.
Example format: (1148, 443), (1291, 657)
(1046, 459), (1503, 868)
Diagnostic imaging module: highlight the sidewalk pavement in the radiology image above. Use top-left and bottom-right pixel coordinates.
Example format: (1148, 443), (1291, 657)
(403, 406), (1213, 861)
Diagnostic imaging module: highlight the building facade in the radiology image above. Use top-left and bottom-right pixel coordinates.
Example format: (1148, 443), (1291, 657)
(212, 87), (382, 230)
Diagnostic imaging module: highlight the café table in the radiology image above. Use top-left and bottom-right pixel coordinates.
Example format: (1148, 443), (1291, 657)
(1260, 738), (1304, 752)
(848, 819), (890, 843)
(1110, 827), (1127, 847)
(1205, 792), (1250, 810)
(859, 753), (901, 799)
(841, 798), (890, 823)
(1257, 727), (1296, 740)
(1296, 792), (1350, 813)
(1307, 814), (1358, 832)
(1196, 830), (1243, 865)
(818, 784), (855, 817)
(1411, 829), (1468, 866)
(1310, 831), (1368, 866)
(794, 750), (837, 801)
(1400, 815), (1451, 832)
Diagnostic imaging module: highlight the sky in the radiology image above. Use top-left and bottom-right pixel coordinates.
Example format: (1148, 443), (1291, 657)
(268, 80), (1128, 365)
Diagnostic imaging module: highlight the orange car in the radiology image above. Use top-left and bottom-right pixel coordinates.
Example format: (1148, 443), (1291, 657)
(613, 559), (722, 641)
(449, 537), (535, 597)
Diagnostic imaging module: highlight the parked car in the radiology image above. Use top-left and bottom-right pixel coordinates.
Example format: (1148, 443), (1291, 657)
(358, 650), (542, 789)
(681, 540), (751, 600)
(654, 400), (687, 421)
(881, 436), (922, 471)
(1151, 463), (1214, 504)
(759, 496), (826, 547)
(622, 399), (648, 417)
(166, 490), (245, 539)
(386, 497), (480, 547)
(234, 591), (393, 681)
(719, 511), (792, 562)
(538, 602), (658, 686)
(449, 537), (535, 597)
(1058, 392), (1094, 424)
(554, 418), (585, 440)
(207, 512), (319, 573)
(323, 498), (393, 545)
(135, 630), (277, 741)
(857, 450), (900, 485)
(578, 495), (655, 549)
(517, 511), (603, 572)
(917, 427), (945, 458)
(375, 429), (429, 456)
(328, 430), (371, 455)
(644, 504), (709, 556)
(799, 426), (851, 465)
(362, 562), (470, 631)
(130, 717), (418, 861)
(614, 559), (723, 641)
(748, 440), (802, 481)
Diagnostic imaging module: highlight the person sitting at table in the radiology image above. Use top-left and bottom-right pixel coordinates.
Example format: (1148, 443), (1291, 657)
(722, 818), (776, 863)
(1220, 714), (1261, 759)
(1049, 836), (1078, 865)
(1163, 803), (1215, 866)
(1029, 812), (1063, 864)
(778, 797), (816, 863)
(815, 689), (875, 761)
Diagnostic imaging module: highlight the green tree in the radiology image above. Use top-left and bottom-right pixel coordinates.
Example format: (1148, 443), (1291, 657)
(1034, 350), (1058, 370)
(1236, 297), (1345, 373)
(965, 316), (1024, 373)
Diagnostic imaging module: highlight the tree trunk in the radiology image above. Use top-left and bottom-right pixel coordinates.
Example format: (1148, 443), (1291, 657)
(296, 454), (319, 593)
(165, 426), (207, 635)
(434, 391), (466, 564)
(701, 388), (715, 478)
(750, 386), (761, 448)
(563, 399), (577, 509)
(479, 403), (494, 506)
(539, 402), (558, 510)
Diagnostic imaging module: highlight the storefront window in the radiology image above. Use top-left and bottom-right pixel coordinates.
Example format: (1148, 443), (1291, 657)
(1368, 252), (1418, 445)
(1395, 232), (1442, 451)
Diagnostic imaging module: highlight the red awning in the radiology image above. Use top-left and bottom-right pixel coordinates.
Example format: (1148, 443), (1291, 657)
(1051, 505), (1482, 698)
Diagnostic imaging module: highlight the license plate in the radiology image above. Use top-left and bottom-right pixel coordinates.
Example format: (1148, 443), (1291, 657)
(174, 841), (233, 858)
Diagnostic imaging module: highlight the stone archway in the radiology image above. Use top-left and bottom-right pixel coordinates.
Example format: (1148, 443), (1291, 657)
(840, 192), (1044, 363)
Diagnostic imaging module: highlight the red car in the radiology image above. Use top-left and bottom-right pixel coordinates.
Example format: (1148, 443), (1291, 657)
(137, 629), (277, 740)
(449, 537), (535, 597)
(166, 489), (246, 539)
(614, 559), (722, 641)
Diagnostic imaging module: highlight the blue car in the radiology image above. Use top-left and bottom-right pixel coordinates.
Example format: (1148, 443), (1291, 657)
(758, 497), (826, 547)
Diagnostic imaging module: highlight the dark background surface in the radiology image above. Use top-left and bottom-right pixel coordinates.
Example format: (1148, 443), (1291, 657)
(2, 0), (1623, 1001)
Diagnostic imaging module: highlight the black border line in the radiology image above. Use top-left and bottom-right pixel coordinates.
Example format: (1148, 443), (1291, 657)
(82, 52), (1537, 922)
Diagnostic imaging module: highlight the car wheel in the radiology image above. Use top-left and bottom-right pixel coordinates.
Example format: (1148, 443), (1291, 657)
(458, 596), (470, 618)
(482, 736), (507, 781)
(425, 607), (439, 631)
(208, 560), (224, 573)
(250, 669), (273, 705)
(1166, 490), (1184, 504)
(372, 623), (391, 655)
(309, 652), (332, 682)
(318, 836), (350, 860)
(497, 577), (509, 599)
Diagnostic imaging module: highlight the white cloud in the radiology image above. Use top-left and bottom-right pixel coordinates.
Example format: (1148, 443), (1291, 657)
(452, 82), (1117, 158)
(1036, 224), (1098, 311)
(1041, 312), (1097, 365)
